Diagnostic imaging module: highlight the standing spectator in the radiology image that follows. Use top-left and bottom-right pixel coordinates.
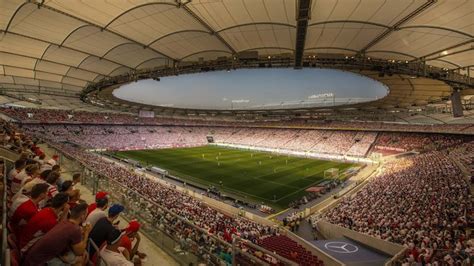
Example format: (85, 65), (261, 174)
(19, 193), (70, 253)
(9, 183), (49, 237)
(22, 203), (92, 266)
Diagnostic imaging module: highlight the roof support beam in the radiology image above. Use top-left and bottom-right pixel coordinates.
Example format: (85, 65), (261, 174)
(427, 59), (461, 68)
(426, 47), (473, 62)
(180, 4), (237, 55)
(360, 0), (437, 53)
(411, 39), (474, 62)
(294, 0), (312, 69)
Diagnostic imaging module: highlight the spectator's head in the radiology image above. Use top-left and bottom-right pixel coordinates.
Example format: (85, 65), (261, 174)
(51, 192), (69, 211)
(38, 153), (46, 160)
(108, 204), (124, 220)
(124, 220), (141, 238)
(45, 171), (60, 185)
(40, 169), (52, 180)
(19, 152), (30, 160)
(95, 191), (108, 202)
(25, 164), (39, 177)
(72, 173), (81, 185)
(30, 183), (49, 201)
(60, 180), (73, 194)
(69, 202), (88, 223)
(96, 197), (109, 210)
(51, 164), (61, 173)
(14, 158), (26, 170)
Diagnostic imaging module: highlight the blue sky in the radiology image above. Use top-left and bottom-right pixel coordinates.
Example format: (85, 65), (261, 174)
(113, 68), (388, 109)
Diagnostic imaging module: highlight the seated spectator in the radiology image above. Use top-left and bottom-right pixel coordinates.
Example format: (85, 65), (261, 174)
(44, 171), (60, 204)
(19, 193), (70, 253)
(72, 173), (81, 187)
(51, 164), (63, 185)
(8, 158), (26, 188)
(23, 203), (92, 266)
(19, 164), (43, 194)
(9, 183), (49, 237)
(10, 161), (34, 194)
(60, 180), (74, 196)
(120, 220), (146, 261)
(99, 229), (139, 266)
(86, 197), (109, 228)
(89, 204), (125, 257)
(67, 189), (81, 209)
(88, 191), (108, 215)
(34, 153), (46, 165)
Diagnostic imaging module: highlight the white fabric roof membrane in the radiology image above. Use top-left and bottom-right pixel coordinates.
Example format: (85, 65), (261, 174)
(0, 0), (472, 95)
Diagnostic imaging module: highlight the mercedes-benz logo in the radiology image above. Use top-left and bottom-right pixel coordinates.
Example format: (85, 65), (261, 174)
(324, 242), (359, 254)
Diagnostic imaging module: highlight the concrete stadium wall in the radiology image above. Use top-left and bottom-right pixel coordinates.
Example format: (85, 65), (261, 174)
(317, 220), (405, 256)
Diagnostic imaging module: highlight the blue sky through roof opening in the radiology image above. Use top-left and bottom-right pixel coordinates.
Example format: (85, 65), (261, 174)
(114, 68), (388, 110)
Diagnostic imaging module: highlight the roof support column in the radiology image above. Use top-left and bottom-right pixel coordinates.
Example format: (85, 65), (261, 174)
(294, 0), (312, 69)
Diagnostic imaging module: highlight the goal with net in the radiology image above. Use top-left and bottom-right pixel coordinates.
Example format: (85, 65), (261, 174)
(324, 168), (339, 179)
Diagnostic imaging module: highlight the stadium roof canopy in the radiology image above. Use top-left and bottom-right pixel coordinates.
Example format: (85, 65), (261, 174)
(0, 0), (473, 95)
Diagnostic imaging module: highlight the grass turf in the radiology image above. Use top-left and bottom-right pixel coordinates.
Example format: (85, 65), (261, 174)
(114, 145), (355, 210)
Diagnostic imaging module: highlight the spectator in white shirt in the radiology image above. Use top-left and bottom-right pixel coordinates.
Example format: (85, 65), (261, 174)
(100, 229), (138, 266)
(86, 197), (109, 228)
(9, 158), (26, 189)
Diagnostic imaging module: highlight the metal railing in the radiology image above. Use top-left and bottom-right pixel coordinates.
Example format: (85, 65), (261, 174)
(1, 150), (17, 266)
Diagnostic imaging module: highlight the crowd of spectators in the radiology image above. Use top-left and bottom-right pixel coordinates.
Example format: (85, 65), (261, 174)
(2, 106), (473, 134)
(374, 132), (469, 152)
(322, 146), (472, 265)
(21, 124), (474, 159)
(23, 124), (381, 156)
(2, 106), (473, 265)
(1, 121), (147, 265)
(1, 119), (327, 265)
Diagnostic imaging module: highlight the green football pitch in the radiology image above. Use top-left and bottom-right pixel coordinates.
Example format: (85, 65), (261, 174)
(114, 145), (355, 210)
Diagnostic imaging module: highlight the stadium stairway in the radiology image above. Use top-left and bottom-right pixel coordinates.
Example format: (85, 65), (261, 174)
(258, 235), (324, 266)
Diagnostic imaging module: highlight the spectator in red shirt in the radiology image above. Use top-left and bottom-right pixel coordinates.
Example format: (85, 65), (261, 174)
(120, 220), (147, 261)
(9, 183), (48, 237)
(19, 192), (70, 254)
(23, 203), (92, 266)
(87, 191), (108, 215)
